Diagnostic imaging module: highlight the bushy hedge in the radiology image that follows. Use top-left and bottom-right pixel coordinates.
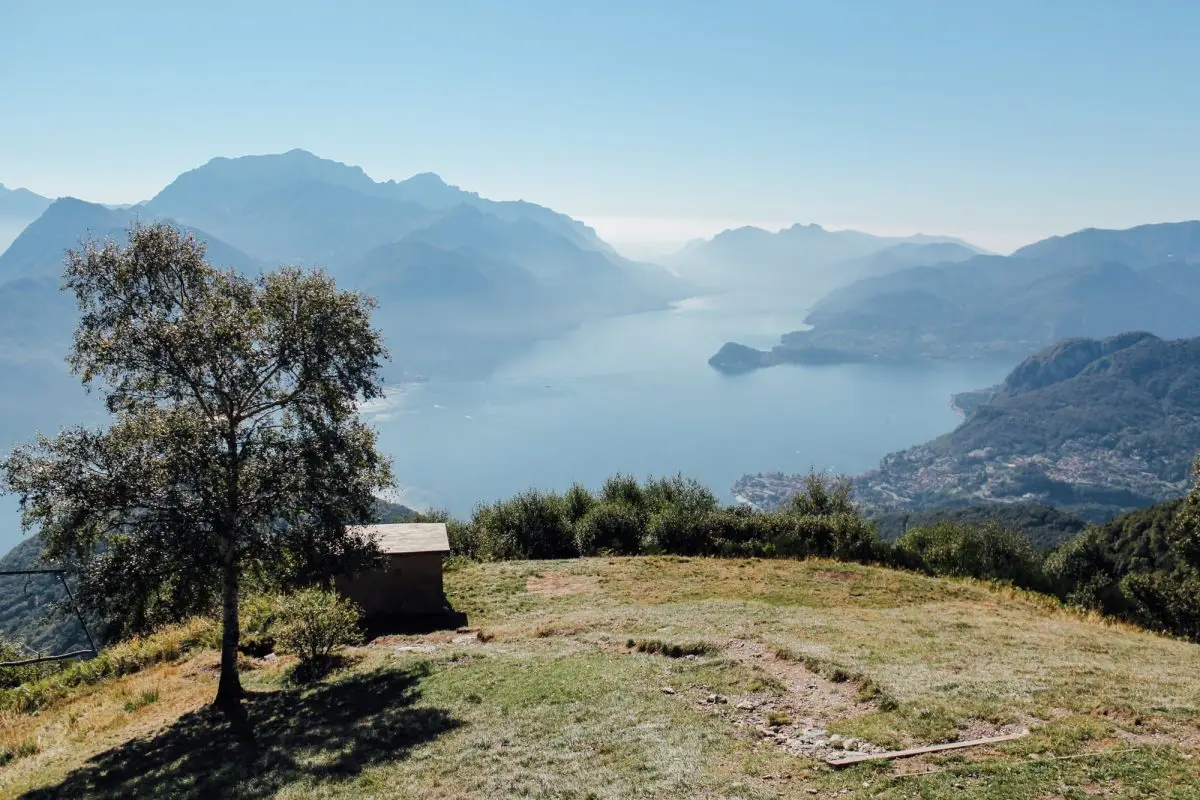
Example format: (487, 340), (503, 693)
(896, 521), (1045, 589)
(437, 472), (901, 567)
(430, 470), (1200, 643)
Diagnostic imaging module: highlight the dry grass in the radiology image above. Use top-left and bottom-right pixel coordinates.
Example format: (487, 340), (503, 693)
(2, 556), (1198, 798)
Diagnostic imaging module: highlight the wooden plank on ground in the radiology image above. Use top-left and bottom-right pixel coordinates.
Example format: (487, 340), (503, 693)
(826, 730), (1029, 767)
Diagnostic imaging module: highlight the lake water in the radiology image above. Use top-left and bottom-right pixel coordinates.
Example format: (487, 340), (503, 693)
(0, 293), (1014, 552)
(366, 293), (1013, 516)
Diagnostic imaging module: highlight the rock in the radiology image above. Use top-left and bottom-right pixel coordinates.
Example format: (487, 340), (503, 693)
(262, 652), (278, 662)
(803, 728), (828, 738)
(394, 644), (436, 654)
(842, 738), (859, 750)
(661, 686), (677, 695)
(706, 694), (728, 704)
(736, 700), (759, 710)
(828, 734), (843, 743)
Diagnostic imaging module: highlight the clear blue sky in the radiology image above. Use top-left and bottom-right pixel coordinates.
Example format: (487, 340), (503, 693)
(2, 0), (1198, 253)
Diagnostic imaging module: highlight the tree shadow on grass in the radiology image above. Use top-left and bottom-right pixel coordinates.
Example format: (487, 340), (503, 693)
(22, 663), (460, 800)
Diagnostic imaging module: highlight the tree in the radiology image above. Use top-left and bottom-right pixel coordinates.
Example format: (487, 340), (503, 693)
(788, 470), (857, 517)
(0, 223), (392, 718)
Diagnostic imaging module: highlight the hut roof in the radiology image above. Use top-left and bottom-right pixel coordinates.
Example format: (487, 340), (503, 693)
(353, 523), (450, 555)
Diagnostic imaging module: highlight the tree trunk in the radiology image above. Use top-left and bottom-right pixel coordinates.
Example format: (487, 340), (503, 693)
(213, 545), (243, 713)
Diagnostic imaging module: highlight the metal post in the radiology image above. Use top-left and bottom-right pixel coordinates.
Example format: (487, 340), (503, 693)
(56, 573), (98, 656)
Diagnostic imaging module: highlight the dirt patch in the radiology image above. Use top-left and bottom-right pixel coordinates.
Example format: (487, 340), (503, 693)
(672, 639), (888, 762)
(526, 573), (598, 598)
(957, 716), (1036, 742)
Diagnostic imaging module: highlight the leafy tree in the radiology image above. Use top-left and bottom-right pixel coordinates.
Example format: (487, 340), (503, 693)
(0, 223), (392, 718)
(787, 470), (857, 517)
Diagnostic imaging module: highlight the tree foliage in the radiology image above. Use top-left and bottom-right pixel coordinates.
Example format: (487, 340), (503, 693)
(896, 521), (1044, 587)
(0, 223), (392, 714)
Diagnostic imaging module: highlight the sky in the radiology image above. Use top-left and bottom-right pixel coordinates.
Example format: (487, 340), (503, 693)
(2, 0), (1199, 255)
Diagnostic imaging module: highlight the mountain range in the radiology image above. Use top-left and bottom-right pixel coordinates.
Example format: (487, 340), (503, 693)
(733, 331), (1200, 520)
(0, 150), (696, 552)
(666, 222), (983, 296)
(710, 221), (1200, 372)
(0, 150), (689, 376)
(0, 183), (52, 255)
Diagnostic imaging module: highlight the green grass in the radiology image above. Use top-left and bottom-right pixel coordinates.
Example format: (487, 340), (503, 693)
(122, 689), (159, 714)
(2, 556), (1198, 798)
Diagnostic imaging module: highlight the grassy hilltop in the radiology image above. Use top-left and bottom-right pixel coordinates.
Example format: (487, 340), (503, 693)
(0, 556), (1197, 799)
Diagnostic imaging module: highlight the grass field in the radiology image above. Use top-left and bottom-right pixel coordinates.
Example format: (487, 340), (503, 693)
(1, 556), (1198, 798)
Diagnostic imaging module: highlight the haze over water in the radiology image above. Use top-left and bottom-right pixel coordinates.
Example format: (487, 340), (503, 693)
(367, 293), (1013, 516)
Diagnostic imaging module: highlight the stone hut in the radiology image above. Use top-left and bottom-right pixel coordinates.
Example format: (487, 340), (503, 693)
(335, 523), (451, 619)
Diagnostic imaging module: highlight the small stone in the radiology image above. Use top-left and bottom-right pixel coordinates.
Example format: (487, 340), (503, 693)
(842, 737), (859, 749)
(804, 728), (828, 738)
(262, 652), (278, 662)
(736, 700), (758, 710)
(805, 790), (818, 795)
(828, 734), (843, 743)
(661, 686), (676, 695)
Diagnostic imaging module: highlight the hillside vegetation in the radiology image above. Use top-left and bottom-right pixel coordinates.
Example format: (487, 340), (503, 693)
(868, 503), (1088, 550)
(0, 557), (1197, 798)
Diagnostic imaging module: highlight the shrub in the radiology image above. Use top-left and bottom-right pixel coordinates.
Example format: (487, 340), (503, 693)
(473, 490), (576, 560)
(561, 482), (597, 525)
(239, 593), (283, 656)
(772, 513), (882, 563)
(1120, 569), (1200, 640)
(275, 588), (363, 668)
(1042, 530), (1125, 612)
(413, 509), (482, 559)
(643, 474), (718, 518)
(575, 501), (645, 555)
(787, 471), (858, 517)
(601, 474), (645, 510)
(897, 522), (1044, 588)
(646, 506), (717, 555)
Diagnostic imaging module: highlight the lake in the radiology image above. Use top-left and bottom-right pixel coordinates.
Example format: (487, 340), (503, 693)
(366, 293), (1013, 516)
(0, 292), (1014, 552)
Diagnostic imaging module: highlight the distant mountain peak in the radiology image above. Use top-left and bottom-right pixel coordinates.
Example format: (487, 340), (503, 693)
(402, 171), (450, 187)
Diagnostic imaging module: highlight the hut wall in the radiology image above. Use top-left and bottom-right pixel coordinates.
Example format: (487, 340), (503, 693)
(336, 552), (446, 617)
